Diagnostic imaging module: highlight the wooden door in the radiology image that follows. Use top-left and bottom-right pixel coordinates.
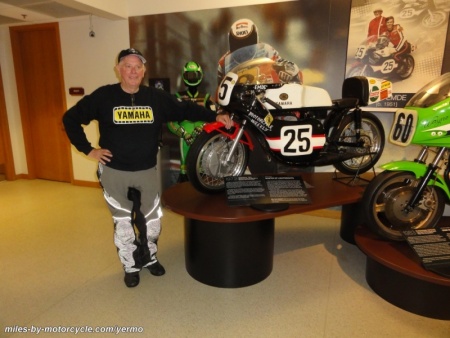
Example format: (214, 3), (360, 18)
(10, 23), (71, 182)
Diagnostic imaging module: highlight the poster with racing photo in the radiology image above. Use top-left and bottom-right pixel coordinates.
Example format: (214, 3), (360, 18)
(345, 0), (450, 111)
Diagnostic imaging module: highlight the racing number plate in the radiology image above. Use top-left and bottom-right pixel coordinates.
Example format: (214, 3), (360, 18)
(389, 108), (418, 146)
(355, 45), (366, 59)
(217, 72), (238, 106)
(280, 125), (314, 156)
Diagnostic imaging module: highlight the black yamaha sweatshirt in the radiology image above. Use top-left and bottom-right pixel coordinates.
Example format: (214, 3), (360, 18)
(63, 83), (216, 171)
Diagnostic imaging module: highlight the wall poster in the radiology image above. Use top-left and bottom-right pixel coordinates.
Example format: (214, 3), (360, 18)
(345, 0), (450, 110)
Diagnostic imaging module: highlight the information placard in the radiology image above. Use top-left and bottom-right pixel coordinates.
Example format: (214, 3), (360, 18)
(225, 175), (311, 207)
(402, 227), (450, 278)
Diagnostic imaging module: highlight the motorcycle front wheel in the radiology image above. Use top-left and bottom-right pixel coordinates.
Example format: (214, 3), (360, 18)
(346, 65), (372, 78)
(362, 171), (446, 241)
(333, 111), (385, 175)
(186, 130), (249, 194)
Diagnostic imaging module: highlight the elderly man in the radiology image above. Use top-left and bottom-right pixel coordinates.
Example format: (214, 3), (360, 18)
(63, 48), (232, 287)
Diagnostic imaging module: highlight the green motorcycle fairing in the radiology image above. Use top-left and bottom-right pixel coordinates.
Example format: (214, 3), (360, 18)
(379, 160), (450, 198)
(388, 73), (450, 148)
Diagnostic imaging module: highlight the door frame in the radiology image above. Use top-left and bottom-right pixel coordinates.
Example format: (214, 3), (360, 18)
(0, 64), (15, 180)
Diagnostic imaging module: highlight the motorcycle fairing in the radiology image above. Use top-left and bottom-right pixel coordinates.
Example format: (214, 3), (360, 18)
(348, 34), (414, 80)
(263, 83), (304, 109)
(389, 108), (418, 146)
(389, 83), (450, 147)
(391, 106), (450, 147)
(354, 37), (399, 75)
(380, 161), (450, 198)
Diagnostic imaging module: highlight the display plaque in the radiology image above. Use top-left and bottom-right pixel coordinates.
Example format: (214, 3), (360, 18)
(402, 227), (450, 278)
(225, 175), (311, 207)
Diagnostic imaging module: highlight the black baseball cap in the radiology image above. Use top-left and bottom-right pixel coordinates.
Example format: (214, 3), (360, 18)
(118, 48), (146, 64)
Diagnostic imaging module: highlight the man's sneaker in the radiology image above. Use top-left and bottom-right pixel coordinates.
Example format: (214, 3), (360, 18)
(146, 261), (165, 276)
(124, 271), (140, 287)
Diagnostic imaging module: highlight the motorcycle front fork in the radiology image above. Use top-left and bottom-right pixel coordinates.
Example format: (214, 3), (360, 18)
(225, 119), (247, 163)
(404, 146), (446, 212)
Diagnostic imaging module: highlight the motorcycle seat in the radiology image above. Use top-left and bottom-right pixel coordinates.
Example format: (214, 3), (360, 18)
(332, 98), (359, 109)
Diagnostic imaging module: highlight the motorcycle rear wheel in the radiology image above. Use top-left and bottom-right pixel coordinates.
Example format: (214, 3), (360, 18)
(332, 111), (385, 175)
(362, 171), (446, 241)
(397, 55), (414, 80)
(186, 130), (249, 194)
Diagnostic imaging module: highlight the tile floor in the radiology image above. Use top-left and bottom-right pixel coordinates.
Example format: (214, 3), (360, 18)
(1, 179), (449, 337)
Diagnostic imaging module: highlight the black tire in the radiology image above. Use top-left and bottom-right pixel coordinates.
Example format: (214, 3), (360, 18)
(397, 55), (414, 80)
(362, 171), (446, 241)
(186, 130), (249, 194)
(333, 111), (385, 175)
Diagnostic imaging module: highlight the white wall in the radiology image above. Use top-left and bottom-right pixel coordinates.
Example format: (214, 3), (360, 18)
(59, 16), (129, 182)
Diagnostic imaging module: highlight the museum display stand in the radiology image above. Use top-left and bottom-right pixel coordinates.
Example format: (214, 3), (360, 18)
(162, 171), (450, 318)
(354, 218), (450, 320)
(162, 172), (367, 288)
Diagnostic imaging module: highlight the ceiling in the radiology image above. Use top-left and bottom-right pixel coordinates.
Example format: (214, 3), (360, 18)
(0, 0), (125, 26)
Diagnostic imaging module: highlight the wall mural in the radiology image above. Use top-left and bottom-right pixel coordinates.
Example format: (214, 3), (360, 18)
(346, 0), (450, 111)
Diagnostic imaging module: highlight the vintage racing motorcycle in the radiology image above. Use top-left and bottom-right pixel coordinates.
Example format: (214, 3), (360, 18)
(362, 72), (450, 241)
(186, 44), (393, 193)
(394, 0), (449, 30)
(347, 35), (415, 81)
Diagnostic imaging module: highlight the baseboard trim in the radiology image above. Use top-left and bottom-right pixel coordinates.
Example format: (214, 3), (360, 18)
(72, 180), (101, 188)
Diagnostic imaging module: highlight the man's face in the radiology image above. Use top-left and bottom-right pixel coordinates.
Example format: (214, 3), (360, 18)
(374, 10), (382, 17)
(117, 55), (145, 88)
(386, 19), (394, 31)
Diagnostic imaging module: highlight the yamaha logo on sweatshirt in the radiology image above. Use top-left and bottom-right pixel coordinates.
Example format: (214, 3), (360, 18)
(113, 106), (154, 124)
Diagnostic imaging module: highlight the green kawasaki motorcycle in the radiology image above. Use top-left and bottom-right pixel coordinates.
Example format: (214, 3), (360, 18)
(362, 72), (450, 241)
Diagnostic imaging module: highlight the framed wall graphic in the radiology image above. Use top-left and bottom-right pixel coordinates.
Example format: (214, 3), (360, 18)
(345, 0), (450, 111)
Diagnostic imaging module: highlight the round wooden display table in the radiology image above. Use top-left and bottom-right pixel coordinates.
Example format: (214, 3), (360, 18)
(162, 172), (368, 288)
(355, 221), (450, 320)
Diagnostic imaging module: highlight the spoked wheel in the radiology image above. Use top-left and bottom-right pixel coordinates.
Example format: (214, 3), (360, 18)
(362, 171), (446, 241)
(186, 130), (249, 194)
(333, 111), (385, 175)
